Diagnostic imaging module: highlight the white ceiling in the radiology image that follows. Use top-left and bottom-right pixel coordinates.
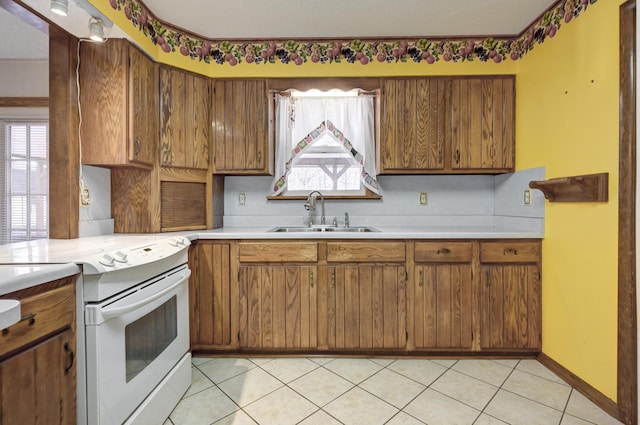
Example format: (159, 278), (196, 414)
(144, 0), (558, 39)
(0, 0), (558, 59)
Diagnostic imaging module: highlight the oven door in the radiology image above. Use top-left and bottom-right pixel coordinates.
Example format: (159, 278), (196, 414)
(85, 264), (190, 425)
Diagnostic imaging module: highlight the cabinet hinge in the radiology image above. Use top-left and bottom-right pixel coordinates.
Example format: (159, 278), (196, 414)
(237, 331), (241, 341)
(405, 271), (408, 281)
(406, 331), (409, 342)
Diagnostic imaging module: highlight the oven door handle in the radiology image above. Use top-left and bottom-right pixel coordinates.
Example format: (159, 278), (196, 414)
(100, 269), (191, 320)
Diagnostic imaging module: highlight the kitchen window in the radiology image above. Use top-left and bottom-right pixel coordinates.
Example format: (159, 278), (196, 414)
(270, 89), (381, 198)
(0, 119), (49, 244)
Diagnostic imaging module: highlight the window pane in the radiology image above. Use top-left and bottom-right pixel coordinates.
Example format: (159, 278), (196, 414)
(30, 161), (48, 193)
(10, 196), (27, 227)
(10, 161), (27, 193)
(30, 125), (48, 159)
(29, 195), (48, 229)
(9, 126), (26, 158)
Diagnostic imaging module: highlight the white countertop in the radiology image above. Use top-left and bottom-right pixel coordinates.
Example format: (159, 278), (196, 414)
(0, 225), (542, 296)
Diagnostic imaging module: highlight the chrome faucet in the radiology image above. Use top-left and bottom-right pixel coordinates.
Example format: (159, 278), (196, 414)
(304, 191), (326, 225)
(344, 212), (350, 228)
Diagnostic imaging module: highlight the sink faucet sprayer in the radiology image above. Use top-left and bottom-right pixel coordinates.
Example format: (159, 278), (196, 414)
(304, 191), (325, 226)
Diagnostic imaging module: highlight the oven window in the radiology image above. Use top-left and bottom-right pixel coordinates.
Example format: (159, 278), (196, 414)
(125, 295), (178, 382)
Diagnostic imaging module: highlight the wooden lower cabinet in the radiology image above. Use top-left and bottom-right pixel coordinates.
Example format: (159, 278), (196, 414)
(479, 241), (542, 351)
(191, 239), (541, 355)
(238, 265), (318, 350)
(0, 276), (76, 424)
(318, 265), (407, 350)
(479, 264), (541, 351)
(412, 264), (473, 350)
(189, 242), (235, 350)
(0, 329), (75, 425)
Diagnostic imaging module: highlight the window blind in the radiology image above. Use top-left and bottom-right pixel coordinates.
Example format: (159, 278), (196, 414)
(0, 120), (49, 244)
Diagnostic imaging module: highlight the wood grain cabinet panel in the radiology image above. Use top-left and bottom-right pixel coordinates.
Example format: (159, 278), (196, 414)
(0, 329), (75, 425)
(319, 265), (407, 350)
(451, 77), (515, 172)
(0, 277), (76, 424)
(160, 66), (210, 170)
(239, 242), (318, 263)
(212, 79), (271, 175)
(413, 264), (473, 350)
(380, 78), (450, 173)
(479, 241), (541, 351)
(326, 242), (406, 263)
(238, 265), (317, 349)
(79, 39), (157, 168)
(189, 242), (235, 350)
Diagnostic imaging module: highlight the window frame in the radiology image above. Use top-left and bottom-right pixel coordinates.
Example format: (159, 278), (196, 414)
(268, 78), (382, 200)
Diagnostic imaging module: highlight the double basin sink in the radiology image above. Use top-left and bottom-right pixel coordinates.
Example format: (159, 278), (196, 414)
(268, 226), (379, 233)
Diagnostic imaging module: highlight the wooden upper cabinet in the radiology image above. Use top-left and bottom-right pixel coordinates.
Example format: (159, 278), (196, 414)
(159, 66), (210, 170)
(379, 75), (515, 174)
(451, 76), (515, 172)
(212, 79), (271, 175)
(380, 78), (450, 173)
(79, 39), (157, 168)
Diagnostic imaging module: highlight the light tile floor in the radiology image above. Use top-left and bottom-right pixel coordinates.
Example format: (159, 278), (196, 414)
(163, 357), (624, 425)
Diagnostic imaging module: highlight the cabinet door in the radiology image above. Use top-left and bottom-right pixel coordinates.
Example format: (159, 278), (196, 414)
(451, 77), (515, 172)
(189, 242), (234, 349)
(380, 78), (449, 173)
(128, 45), (157, 166)
(0, 329), (75, 425)
(413, 264), (473, 349)
(321, 265), (406, 349)
(238, 265), (317, 349)
(479, 264), (541, 350)
(212, 79), (270, 174)
(160, 66), (186, 167)
(186, 74), (211, 170)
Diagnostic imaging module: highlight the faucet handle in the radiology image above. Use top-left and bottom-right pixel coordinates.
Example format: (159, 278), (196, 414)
(332, 217), (338, 227)
(344, 212), (350, 228)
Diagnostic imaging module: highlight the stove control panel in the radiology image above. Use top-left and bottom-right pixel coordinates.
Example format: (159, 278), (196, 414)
(79, 236), (191, 275)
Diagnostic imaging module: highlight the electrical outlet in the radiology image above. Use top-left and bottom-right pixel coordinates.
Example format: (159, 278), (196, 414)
(419, 192), (428, 206)
(523, 189), (532, 206)
(238, 192), (247, 206)
(80, 187), (91, 206)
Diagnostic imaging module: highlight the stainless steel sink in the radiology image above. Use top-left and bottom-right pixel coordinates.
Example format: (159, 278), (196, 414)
(268, 226), (379, 233)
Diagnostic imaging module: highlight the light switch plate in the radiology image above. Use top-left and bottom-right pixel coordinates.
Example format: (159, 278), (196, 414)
(419, 192), (428, 206)
(239, 192), (247, 206)
(523, 189), (532, 206)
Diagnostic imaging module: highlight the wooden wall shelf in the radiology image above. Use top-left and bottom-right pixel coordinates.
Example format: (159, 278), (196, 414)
(529, 172), (608, 202)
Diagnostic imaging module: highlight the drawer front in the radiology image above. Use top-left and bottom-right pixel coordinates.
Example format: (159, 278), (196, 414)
(480, 241), (541, 263)
(415, 241), (473, 263)
(239, 242), (318, 263)
(1, 283), (75, 357)
(327, 242), (406, 263)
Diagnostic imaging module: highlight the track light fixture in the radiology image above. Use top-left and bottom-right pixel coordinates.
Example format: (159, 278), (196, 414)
(89, 18), (105, 42)
(50, 0), (68, 16)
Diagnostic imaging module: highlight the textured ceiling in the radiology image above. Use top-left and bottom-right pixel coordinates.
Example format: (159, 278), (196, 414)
(142, 0), (558, 39)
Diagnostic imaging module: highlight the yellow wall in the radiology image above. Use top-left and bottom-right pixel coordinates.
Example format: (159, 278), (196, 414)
(96, 0), (622, 401)
(516, 1), (621, 401)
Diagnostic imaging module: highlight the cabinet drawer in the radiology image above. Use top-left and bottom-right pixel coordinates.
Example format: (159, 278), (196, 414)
(1, 283), (75, 357)
(239, 242), (318, 263)
(415, 241), (472, 263)
(327, 242), (406, 263)
(480, 241), (541, 263)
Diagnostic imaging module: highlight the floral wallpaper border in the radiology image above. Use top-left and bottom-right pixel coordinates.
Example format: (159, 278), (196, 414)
(106, 0), (597, 66)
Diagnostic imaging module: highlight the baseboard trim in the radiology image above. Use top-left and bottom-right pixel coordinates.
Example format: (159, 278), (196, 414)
(537, 352), (621, 422)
